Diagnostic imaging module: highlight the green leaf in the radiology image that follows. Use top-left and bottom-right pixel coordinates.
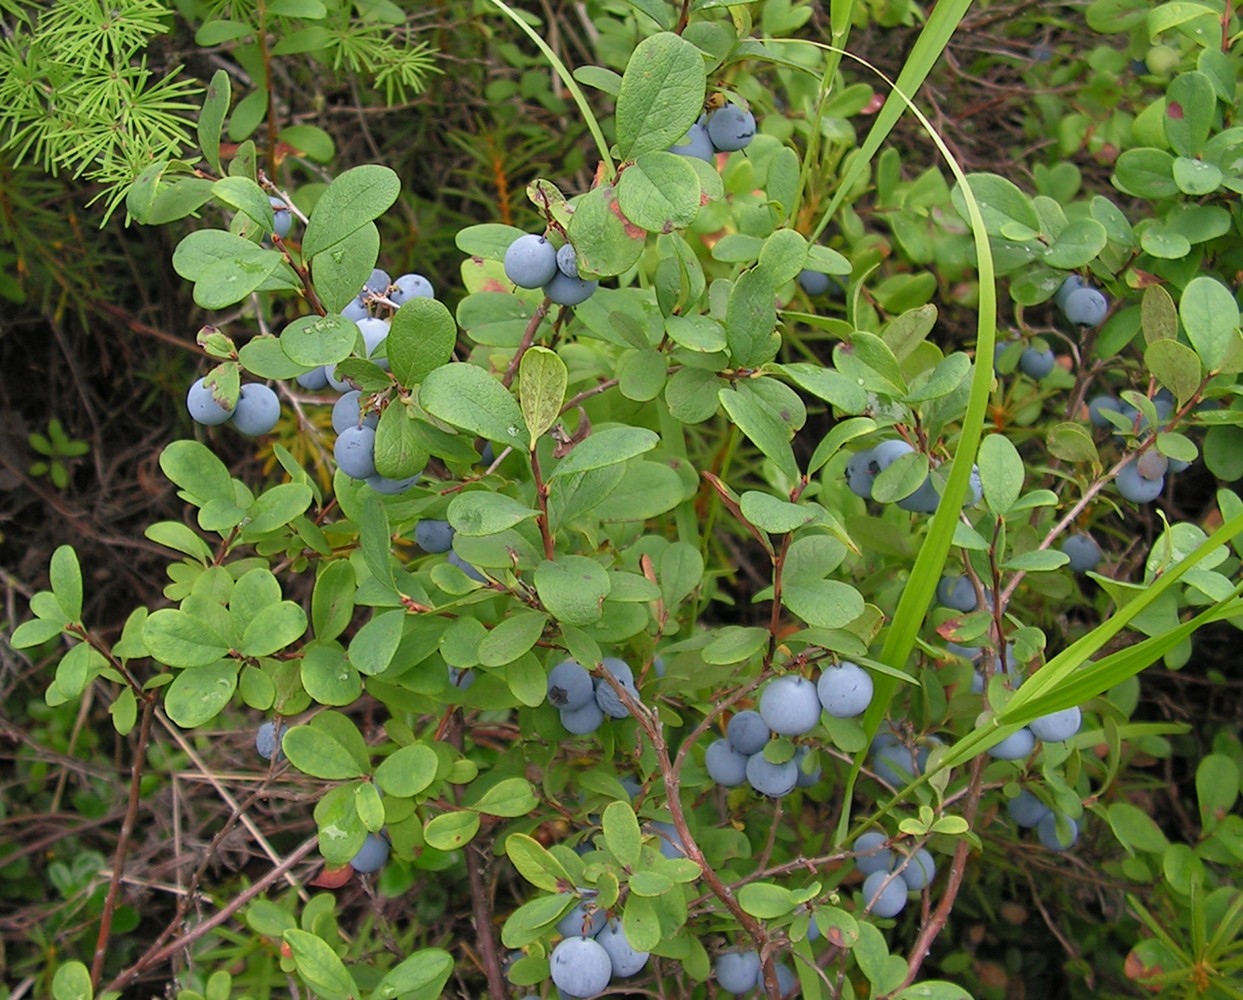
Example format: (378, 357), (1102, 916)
(505, 832), (571, 892)
(51, 962), (92, 1000)
(470, 777), (538, 817)
(420, 363), (528, 448)
(283, 724), (367, 780)
(614, 32), (707, 161)
(227, 88), (268, 142)
(374, 743), (439, 798)
(213, 176), (275, 235)
(278, 123), (333, 161)
(759, 229), (809, 285)
(1114, 149), (1178, 199)
(300, 642), (361, 707)
(1196, 754), (1239, 829)
(302, 165), (401, 260)
(726, 268), (781, 368)
(239, 602), (307, 658)
(1145, 339), (1203, 406)
(389, 297), (457, 388)
(448, 492), (539, 536)
(311, 562), (355, 646)
(1173, 155), (1223, 195)
(374, 402), (428, 480)
(1141, 285), (1179, 344)
(349, 609), (405, 676)
(1164, 71), (1216, 156)
(280, 313), (360, 367)
(50, 545), (82, 621)
(778, 363), (869, 413)
(143, 609), (229, 668)
(1179, 276), (1240, 372)
(551, 427), (659, 478)
(616, 151), (701, 232)
(197, 70), (230, 177)
(702, 625), (769, 664)
(1043, 218), (1107, 268)
(519, 347), (568, 448)
(424, 810), (480, 850)
(369, 948), (454, 1000)
(953, 173), (1040, 240)
(165, 661), (238, 729)
(618, 349), (668, 401)
(535, 556), (611, 626)
(244, 483), (314, 537)
(737, 882), (796, 919)
(455, 223), (529, 259)
(283, 930), (357, 1000)
(1047, 422), (1100, 465)
(11, 617), (66, 648)
(782, 581), (866, 629)
(718, 388), (798, 483)
(566, 185), (646, 278)
(478, 612), (548, 667)
(738, 492), (819, 534)
(312, 222), (380, 313)
(977, 433), (1024, 516)
(110, 686), (137, 735)
(602, 800), (642, 868)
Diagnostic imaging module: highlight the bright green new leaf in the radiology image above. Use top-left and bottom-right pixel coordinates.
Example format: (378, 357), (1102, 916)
(283, 930), (357, 1000)
(165, 661), (238, 728)
(977, 433), (1024, 516)
(424, 810), (480, 850)
(519, 347), (568, 448)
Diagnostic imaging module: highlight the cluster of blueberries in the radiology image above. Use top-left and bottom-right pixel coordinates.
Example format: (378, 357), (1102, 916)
(546, 657), (646, 735)
(544, 902), (650, 999)
(1088, 390), (1188, 503)
(845, 438), (983, 514)
(704, 665), (874, 798)
(669, 100), (757, 161)
(186, 266), (436, 495)
(503, 234), (599, 306)
(851, 831), (938, 919)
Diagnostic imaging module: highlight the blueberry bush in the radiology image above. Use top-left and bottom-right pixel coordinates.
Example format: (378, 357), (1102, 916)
(5, 1), (1243, 999)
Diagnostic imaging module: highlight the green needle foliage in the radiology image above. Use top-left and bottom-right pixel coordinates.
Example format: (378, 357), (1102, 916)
(0, 0), (200, 220)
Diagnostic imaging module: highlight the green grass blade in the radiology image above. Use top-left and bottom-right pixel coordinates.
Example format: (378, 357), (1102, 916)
(481, 0), (615, 176)
(811, 0), (973, 244)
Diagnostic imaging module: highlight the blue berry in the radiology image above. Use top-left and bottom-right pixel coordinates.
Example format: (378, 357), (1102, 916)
(1036, 812), (1079, 852)
(556, 243), (579, 278)
(334, 426), (377, 480)
(349, 832), (390, 873)
(745, 749), (798, 797)
(852, 831), (893, 876)
(255, 720), (284, 761)
(447, 550), (487, 583)
(560, 700), (605, 735)
(1028, 706), (1082, 743)
(596, 919), (649, 977)
(366, 473), (421, 495)
(727, 710), (769, 755)
(390, 273), (434, 305)
(1019, 346), (1056, 379)
(1061, 533), (1101, 572)
(759, 675), (822, 736)
(863, 870), (908, 918)
(547, 659), (594, 711)
(332, 390), (379, 434)
(504, 234), (558, 289)
(669, 123), (714, 162)
(898, 848), (936, 890)
(1007, 789), (1051, 828)
(363, 268), (391, 297)
(594, 658), (638, 718)
(936, 575), (977, 612)
(556, 894), (606, 938)
(269, 196), (292, 239)
(705, 738), (749, 787)
(415, 519), (454, 553)
(296, 366), (329, 390)
(230, 384), (280, 436)
(816, 662), (873, 718)
(846, 447), (876, 499)
(1063, 286), (1109, 326)
(550, 936), (612, 999)
(187, 376), (236, 426)
(716, 950), (761, 994)
(798, 269), (832, 297)
(705, 102), (757, 152)
(1117, 459), (1164, 504)
(1054, 274), (1087, 311)
(987, 727), (1036, 761)
(1088, 395), (1122, 428)
(546, 270), (598, 307)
